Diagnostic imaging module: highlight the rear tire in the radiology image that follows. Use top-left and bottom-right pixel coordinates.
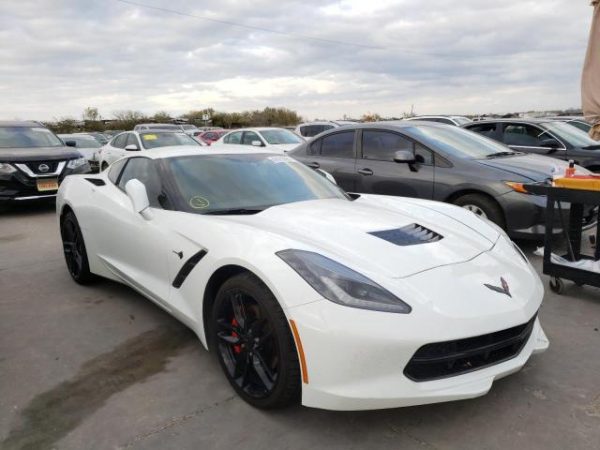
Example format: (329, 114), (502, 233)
(60, 211), (96, 284)
(453, 194), (505, 229)
(210, 273), (301, 409)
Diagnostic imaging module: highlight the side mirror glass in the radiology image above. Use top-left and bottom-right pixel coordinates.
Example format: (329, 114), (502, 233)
(125, 179), (153, 220)
(393, 150), (416, 164)
(540, 139), (561, 149)
(251, 140), (263, 147)
(65, 140), (77, 147)
(125, 144), (140, 151)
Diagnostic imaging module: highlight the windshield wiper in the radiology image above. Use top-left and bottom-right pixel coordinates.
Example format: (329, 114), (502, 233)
(202, 208), (265, 215)
(486, 151), (519, 158)
(582, 145), (600, 150)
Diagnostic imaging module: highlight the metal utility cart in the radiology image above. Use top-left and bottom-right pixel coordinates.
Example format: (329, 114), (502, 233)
(524, 183), (600, 294)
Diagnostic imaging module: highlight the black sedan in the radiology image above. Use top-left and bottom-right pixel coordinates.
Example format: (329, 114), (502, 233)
(289, 121), (595, 239)
(0, 121), (90, 204)
(463, 119), (600, 171)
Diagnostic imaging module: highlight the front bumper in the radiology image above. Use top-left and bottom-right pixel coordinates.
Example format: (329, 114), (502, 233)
(287, 237), (547, 411)
(497, 190), (597, 239)
(0, 162), (90, 201)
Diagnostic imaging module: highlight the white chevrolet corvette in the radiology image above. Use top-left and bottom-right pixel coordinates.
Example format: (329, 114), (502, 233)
(56, 145), (549, 411)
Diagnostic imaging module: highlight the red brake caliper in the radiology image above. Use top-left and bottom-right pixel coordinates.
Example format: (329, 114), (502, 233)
(231, 318), (242, 354)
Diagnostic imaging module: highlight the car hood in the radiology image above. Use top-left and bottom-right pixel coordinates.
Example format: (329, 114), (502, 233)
(222, 198), (498, 279)
(0, 146), (82, 162)
(476, 154), (579, 181)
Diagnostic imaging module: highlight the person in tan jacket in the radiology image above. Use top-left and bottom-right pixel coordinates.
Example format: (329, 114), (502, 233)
(583, 1), (600, 139)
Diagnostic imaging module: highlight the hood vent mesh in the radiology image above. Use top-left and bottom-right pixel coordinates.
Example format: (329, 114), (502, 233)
(369, 224), (443, 246)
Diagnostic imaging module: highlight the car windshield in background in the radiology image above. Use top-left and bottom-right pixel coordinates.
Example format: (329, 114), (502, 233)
(260, 129), (303, 145)
(453, 117), (472, 126)
(408, 125), (516, 159)
(165, 153), (347, 214)
(541, 122), (599, 148)
(59, 136), (101, 148)
(140, 132), (199, 149)
(0, 126), (63, 148)
(147, 125), (181, 131)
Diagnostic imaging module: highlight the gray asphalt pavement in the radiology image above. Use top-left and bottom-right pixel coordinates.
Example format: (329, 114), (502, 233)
(1, 201), (599, 450)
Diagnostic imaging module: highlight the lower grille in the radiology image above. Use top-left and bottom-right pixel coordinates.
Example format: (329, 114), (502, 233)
(404, 314), (537, 382)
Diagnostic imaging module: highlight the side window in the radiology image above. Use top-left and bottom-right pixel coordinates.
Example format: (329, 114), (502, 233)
(117, 158), (162, 207)
(225, 131), (242, 144)
(308, 139), (321, 156)
(362, 130), (413, 161)
(242, 131), (261, 145)
(438, 118), (454, 125)
(320, 131), (355, 159)
(415, 144), (434, 166)
(126, 134), (139, 148)
(503, 124), (546, 147)
(112, 134), (127, 149)
(107, 158), (128, 182)
(467, 123), (497, 139)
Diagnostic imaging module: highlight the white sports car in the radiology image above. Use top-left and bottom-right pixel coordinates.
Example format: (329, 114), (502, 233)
(56, 146), (549, 411)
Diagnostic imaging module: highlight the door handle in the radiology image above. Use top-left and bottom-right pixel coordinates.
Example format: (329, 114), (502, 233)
(306, 162), (320, 169)
(357, 168), (373, 176)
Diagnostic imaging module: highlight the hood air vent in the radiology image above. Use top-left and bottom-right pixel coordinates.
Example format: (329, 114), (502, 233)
(369, 224), (443, 246)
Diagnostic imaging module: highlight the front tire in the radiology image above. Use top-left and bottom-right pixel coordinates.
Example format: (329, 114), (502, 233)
(60, 211), (96, 284)
(210, 273), (301, 409)
(453, 193), (505, 229)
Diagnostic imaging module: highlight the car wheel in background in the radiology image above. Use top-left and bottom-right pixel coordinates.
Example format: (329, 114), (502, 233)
(453, 193), (505, 229)
(60, 211), (96, 284)
(211, 273), (301, 409)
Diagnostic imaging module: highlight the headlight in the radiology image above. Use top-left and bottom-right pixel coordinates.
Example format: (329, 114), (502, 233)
(0, 163), (16, 174)
(67, 157), (88, 169)
(277, 249), (412, 314)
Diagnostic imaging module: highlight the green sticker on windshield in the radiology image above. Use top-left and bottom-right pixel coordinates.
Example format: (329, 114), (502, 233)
(189, 196), (210, 209)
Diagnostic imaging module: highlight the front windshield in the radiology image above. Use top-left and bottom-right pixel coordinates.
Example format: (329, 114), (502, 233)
(164, 153), (347, 214)
(148, 124), (181, 131)
(140, 132), (199, 149)
(408, 125), (514, 158)
(541, 122), (599, 147)
(0, 126), (63, 148)
(59, 136), (101, 148)
(260, 129), (303, 145)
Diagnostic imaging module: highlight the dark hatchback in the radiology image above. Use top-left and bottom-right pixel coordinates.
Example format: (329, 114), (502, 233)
(0, 121), (90, 203)
(290, 121), (596, 239)
(463, 119), (600, 171)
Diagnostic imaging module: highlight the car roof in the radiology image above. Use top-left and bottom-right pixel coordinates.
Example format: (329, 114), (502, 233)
(0, 120), (47, 128)
(132, 145), (280, 160)
(462, 118), (555, 126)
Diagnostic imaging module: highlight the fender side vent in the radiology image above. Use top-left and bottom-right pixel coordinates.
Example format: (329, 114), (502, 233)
(85, 178), (106, 186)
(172, 249), (207, 288)
(369, 223), (443, 246)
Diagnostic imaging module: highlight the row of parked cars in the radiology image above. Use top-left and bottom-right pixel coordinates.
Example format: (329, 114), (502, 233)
(1, 116), (597, 239)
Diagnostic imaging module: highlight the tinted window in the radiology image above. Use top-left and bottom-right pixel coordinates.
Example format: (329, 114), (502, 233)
(108, 158), (128, 182)
(320, 131), (355, 158)
(415, 145), (434, 166)
(117, 158), (162, 207)
(242, 131), (261, 145)
(0, 126), (63, 148)
(503, 124), (546, 147)
(466, 123), (497, 139)
(112, 134), (128, 149)
(165, 154), (348, 214)
(224, 131), (242, 144)
(300, 125), (333, 137)
(362, 131), (413, 161)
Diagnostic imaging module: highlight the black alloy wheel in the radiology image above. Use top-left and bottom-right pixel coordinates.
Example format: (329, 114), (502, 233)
(211, 273), (300, 409)
(60, 211), (95, 284)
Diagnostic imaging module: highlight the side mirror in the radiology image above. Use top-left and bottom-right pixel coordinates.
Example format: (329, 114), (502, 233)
(251, 140), (263, 147)
(393, 150), (416, 164)
(65, 140), (77, 147)
(125, 179), (153, 220)
(540, 139), (561, 149)
(125, 144), (140, 151)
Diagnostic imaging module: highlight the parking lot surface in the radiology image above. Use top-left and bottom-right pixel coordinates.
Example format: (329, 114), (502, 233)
(1, 202), (599, 450)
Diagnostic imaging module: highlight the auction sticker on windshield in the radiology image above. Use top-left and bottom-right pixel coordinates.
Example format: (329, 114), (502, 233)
(143, 134), (157, 140)
(189, 196), (210, 209)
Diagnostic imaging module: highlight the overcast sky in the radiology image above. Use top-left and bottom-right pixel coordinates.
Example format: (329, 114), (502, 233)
(0, 0), (594, 121)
